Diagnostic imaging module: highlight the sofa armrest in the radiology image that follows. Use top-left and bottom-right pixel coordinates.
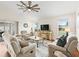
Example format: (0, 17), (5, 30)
(48, 44), (66, 57)
(54, 51), (67, 57)
(48, 44), (66, 52)
(21, 43), (36, 54)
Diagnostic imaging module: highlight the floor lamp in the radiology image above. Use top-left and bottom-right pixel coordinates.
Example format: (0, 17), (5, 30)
(65, 27), (70, 36)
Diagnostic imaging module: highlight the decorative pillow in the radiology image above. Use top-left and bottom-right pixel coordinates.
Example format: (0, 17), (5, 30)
(19, 40), (29, 48)
(71, 49), (79, 57)
(57, 35), (67, 47)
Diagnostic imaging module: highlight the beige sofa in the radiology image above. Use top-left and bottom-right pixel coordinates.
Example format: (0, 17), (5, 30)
(15, 34), (29, 41)
(48, 35), (78, 57)
(2, 32), (36, 57)
(21, 31), (33, 37)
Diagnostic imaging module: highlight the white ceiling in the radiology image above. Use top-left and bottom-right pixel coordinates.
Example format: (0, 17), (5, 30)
(0, 1), (79, 20)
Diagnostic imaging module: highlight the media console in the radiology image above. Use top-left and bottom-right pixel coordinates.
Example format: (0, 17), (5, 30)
(35, 31), (53, 41)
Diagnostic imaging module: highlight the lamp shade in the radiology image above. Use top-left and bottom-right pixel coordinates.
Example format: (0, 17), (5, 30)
(65, 27), (70, 32)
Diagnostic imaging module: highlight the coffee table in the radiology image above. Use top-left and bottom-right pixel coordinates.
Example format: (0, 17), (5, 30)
(29, 36), (42, 47)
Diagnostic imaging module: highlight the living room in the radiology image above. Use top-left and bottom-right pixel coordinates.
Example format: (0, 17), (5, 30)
(0, 0), (79, 57)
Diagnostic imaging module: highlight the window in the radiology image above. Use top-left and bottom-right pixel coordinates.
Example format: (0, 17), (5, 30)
(58, 19), (68, 36)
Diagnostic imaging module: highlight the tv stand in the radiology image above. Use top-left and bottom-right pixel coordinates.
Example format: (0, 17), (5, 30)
(36, 31), (53, 41)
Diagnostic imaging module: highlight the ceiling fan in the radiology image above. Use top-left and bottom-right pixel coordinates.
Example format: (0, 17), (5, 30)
(17, 1), (40, 12)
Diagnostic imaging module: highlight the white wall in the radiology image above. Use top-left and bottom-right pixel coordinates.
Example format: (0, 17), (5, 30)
(19, 21), (34, 34)
(18, 17), (39, 34)
(38, 12), (76, 39)
(0, 12), (76, 39)
(76, 11), (79, 41)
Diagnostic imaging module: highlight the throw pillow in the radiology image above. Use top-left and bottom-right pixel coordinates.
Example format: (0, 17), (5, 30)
(57, 38), (63, 47)
(71, 49), (79, 57)
(57, 35), (67, 47)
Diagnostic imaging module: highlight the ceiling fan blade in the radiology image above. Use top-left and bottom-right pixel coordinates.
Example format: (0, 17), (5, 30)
(32, 9), (39, 12)
(33, 8), (40, 10)
(17, 1), (40, 12)
(20, 1), (27, 7)
(18, 8), (23, 9)
(28, 1), (32, 7)
(20, 1), (25, 5)
(16, 4), (24, 7)
(18, 7), (24, 9)
(23, 9), (27, 12)
(32, 4), (38, 8)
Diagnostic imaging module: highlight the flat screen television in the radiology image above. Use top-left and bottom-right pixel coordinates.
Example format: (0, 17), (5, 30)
(40, 24), (49, 31)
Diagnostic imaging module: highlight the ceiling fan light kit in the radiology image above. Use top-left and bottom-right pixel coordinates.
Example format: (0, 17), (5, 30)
(28, 9), (31, 11)
(17, 1), (40, 12)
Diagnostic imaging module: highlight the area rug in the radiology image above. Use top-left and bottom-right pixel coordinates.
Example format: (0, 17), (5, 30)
(0, 42), (8, 57)
(36, 44), (48, 57)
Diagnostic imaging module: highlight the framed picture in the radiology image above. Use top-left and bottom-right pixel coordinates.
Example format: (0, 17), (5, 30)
(23, 23), (28, 28)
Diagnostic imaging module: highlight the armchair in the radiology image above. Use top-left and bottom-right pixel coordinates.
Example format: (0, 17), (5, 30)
(48, 36), (78, 57)
(2, 32), (36, 57)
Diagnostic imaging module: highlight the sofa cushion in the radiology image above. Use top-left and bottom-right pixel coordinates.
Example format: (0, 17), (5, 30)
(19, 40), (29, 48)
(22, 35), (28, 40)
(20, 44), (33, 54)
(16, 37), (25, 42)
(54, 51), (67, 57)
